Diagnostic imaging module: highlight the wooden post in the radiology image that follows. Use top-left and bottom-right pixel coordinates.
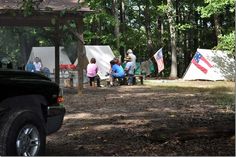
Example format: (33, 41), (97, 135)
(55, 24), (60, 85)
(77, 15), (85, 95)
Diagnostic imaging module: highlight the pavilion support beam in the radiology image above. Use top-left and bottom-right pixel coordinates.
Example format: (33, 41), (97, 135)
(76, 16), (85, 95)
(54, 24), (60, 85)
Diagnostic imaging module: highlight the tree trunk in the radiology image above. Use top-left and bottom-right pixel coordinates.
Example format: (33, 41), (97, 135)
(18, 31), (36, 65)
(167, 0), (177, 78)
(144, 1), (154, 58)
(119, 0), (125, 61)
(112, 0), (120, 51)
(75, 16), (85, 95)
(214, 14), (221, 44)
(19, 33), (28, 65)
(156, 16), (163, 48)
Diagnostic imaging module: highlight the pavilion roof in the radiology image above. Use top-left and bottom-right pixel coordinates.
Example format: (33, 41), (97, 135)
(0, 0), (91, 12)
(0, 0), (92, 26)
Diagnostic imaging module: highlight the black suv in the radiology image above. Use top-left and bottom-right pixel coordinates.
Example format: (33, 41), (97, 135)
(0, 69), (65, 156)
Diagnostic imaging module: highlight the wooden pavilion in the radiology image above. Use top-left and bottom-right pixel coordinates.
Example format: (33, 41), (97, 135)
(0, 0), (92, 94)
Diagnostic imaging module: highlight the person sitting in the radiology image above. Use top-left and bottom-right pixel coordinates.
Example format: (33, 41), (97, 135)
(86, 58), (101, 87)
(109, 59), (125, 86)
(113, 57), (121, 66)
(33, 57), (42, 72)
(42, 67), (51, 78)
(124, 56), (135, 86)
(127, 49), (137, 84)
(25, 61), (36, 72)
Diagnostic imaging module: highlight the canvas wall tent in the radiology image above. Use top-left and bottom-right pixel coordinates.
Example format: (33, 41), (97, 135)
(27, 47), (72, 73)
(74, 45), (115, 80)
(183, 49), (235, 81)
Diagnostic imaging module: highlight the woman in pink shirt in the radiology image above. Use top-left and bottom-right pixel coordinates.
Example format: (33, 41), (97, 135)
(86, 58), (101, 87)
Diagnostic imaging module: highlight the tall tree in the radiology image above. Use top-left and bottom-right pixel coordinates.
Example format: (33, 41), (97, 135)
(112, 0), (120, 51)
(167, 0), (177, 78)
(143, 0), (155, 55)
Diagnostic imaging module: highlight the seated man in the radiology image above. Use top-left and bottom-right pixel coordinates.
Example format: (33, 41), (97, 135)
(25, 61), (36, 72)
(109, 59), (125, 86)
(124, 56), (135, 85)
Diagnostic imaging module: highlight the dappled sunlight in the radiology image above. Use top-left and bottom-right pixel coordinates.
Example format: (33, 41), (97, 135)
(118, 119), (149, 125)
(93, 124), (127, 131)
(92, 119), (150, 131)
(112, 113), (129, 117)
(64, 112), (109, 120)
(105, 95), (125, 99)
(216, 108), (235, 114)
(145, 80), (234, 89)
(47, 80), (235, 156)
(147, 107), (177, 113)
(105, 92), (157, 99)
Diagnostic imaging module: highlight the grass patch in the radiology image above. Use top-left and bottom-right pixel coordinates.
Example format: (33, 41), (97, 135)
(144, 80), (235, 109)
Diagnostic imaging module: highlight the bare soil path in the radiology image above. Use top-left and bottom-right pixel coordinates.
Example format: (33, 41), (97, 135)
(46, 81), (235, 156)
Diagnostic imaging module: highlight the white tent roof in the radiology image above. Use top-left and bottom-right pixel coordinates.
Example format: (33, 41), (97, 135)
(27, 47), (71, 73)
(183, 49), (235, 81)
(74, 45), (115, 80)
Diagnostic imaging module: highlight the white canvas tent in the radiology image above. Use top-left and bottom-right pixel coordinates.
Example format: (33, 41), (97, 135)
(74, 45), (115, 80)
(27, 47), (71, 73)
(183, 49), (235, 81)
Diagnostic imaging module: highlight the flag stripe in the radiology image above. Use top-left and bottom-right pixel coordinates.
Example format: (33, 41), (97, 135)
(200, 55), (213, 67)
(157, 58), (164, 73)
(192, 59), (208, 74)
(154, 48), (164, 73)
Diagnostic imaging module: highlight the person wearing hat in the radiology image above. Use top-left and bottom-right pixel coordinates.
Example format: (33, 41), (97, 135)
(126, 49), (136, 84)
(126, 49), (136, 66)
(124, 56), (135, 85)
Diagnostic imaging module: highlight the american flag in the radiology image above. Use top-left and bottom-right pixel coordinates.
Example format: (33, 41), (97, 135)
(154, 48), (164, 73)
(191, 51), (213, 74)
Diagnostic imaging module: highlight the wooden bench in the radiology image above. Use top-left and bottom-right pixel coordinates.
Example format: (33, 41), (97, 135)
(134, 75), (144, 85)
(124, 75), (144, 85)
(106, 75), (144, 86)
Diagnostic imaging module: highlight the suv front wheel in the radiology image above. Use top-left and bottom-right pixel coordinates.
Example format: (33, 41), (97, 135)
(0, 110), (46, 156)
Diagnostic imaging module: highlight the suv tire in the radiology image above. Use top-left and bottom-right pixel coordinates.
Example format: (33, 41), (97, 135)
(0, 110), (46, 156)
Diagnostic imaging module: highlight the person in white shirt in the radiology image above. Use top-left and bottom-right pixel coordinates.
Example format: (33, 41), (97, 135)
(33, 57), (42, 72)
(126, 49), (137, 84)
(124, 56), (135, 85)
(127, 49), (136, 69)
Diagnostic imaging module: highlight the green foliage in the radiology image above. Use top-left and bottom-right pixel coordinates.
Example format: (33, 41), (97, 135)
(197, 0), (234, 17)
(0, 28), (20, 64)
(157, 4), (168, 15)
(215, 32), (235, 54)
(20, 0), (39, 16)
(176, 23), (193, 31)
(112, 49), (121, 57)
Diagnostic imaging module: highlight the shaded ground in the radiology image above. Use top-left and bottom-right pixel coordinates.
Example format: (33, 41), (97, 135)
(46, 81), (235, 156)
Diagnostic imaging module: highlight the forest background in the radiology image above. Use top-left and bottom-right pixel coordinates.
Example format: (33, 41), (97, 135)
(0, 0), (235, 78)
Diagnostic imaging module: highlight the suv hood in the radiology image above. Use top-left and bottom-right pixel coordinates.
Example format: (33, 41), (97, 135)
(0, 69), (51, 81)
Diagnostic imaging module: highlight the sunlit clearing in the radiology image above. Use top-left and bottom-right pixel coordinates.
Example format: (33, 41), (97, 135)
(64, 113), (109, 120)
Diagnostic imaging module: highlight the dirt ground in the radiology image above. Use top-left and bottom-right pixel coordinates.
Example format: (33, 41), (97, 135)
(46, 81), (235, 156)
